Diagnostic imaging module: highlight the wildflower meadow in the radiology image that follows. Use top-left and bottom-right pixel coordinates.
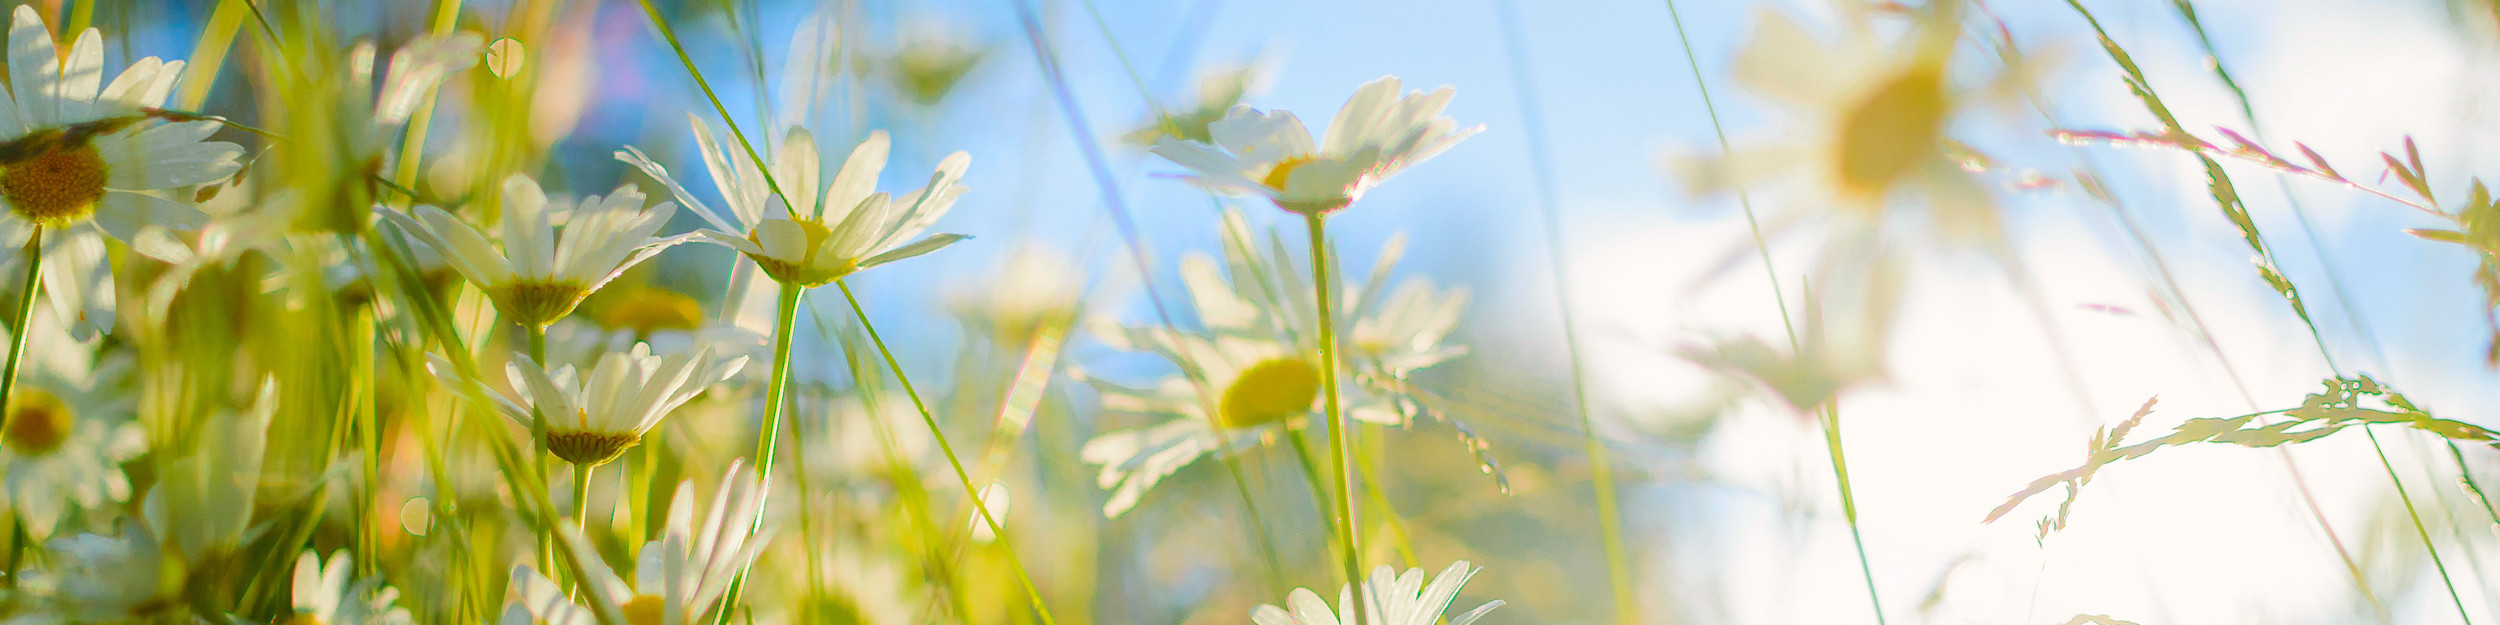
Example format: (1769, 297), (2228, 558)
(0, 0), (2492, 624)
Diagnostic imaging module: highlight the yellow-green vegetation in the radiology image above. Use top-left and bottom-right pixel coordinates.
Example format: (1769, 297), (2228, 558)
(0, 1), (2490, 624)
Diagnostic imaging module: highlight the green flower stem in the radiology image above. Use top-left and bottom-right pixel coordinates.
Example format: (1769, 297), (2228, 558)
(1659, 3), (1882, 618)
(1489, 0), (1636, 620)
(351, 305), (380, 586)
(0, 225), (44, 443)
(837, 280), (1060, 625)
(751, 283), (803, 493)
(1303, 213), (1373, 625)
(0, 227), (45, 589)
(1819, 401), (1885, 624)
(524, 322), (556, 580)
(571, 464), (594, 531)
(711, 281), (801, 625)
(3, 516), (22, 590)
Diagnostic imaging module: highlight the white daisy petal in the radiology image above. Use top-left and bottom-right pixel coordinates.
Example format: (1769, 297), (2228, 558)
(8, 6), (59, 128)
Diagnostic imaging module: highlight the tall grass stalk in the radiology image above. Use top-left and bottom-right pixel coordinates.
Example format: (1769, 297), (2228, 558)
(1005, 0), (1294, 595)
(1491, 1), (1636, 622)
(1654, 4), (1905, 623)
(2060, 2), (2470, 618)
(836, 280), (1060, 625)
(375, 0), (463, 589)
(1961, 9), (2389, 619)
(2167, 4), (2491, 612)
(1818, 399), (1886, 624)
(177, 0), (248, 110)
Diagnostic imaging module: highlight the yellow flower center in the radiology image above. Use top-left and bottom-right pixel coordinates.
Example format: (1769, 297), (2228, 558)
(1218, 358), (1321, 429)
(3, 145), (109, 225)
(1258, 156), (1357, 215)
(545, 422), (642, 467)
(496, 280), (593, 328)
(1832, 68), (1948, 202)
(599, 286), (704, 338)
(1259, 156), (1316, 195)
(621, 594), (668, 625)
(745, 218), (855, 287)
(3, 388), (73, 456)
(282, 613), (324, 625)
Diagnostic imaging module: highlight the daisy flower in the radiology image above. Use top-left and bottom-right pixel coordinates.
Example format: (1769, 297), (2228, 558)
(450, 343), (745, 467)
(379, 173), (692, 327)
(510, 460), (773, 625)
(1666, 5), (1999, 242)
(288, 550), (417, 625)
(800, 390), (935, 489)
(596, 284), (707, 341)
(1079, 212), (1467, 517)
(619, 123), (971, 288)
(7, 520), (185, 624)
(1080, 302), (1359, 519)
(1253, 561), (1504, 625)
(142, 378), (276, 566)
(944, 244), (1081, 347)
(1149, 75), (1480, 215)
(1348, 279), (1470, 378)
(0, 5), (243, 245)
(0, 310), (141, 539)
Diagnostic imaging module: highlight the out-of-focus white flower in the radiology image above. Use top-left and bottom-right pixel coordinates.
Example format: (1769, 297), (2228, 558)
(5, 520), (184, 624)
(0, 310), (141, 539)
(1151, 75), (1478, 215)
(289, 550), (417, 625)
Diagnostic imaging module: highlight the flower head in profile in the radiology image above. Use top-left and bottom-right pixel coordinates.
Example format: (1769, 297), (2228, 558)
(1150, 75), (1479, 215)
(621, 122), (971, 288)
(1126, 64), (1261, 146)
(1254, 561), (1504, 625)
(380, 174), (691, 327)
(289, 550), (417, 625)
(0, 5), (244, 244)
(510, 461), (773, 625)
(881, 26), (988, 106)
(448, 343), (744, 467)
